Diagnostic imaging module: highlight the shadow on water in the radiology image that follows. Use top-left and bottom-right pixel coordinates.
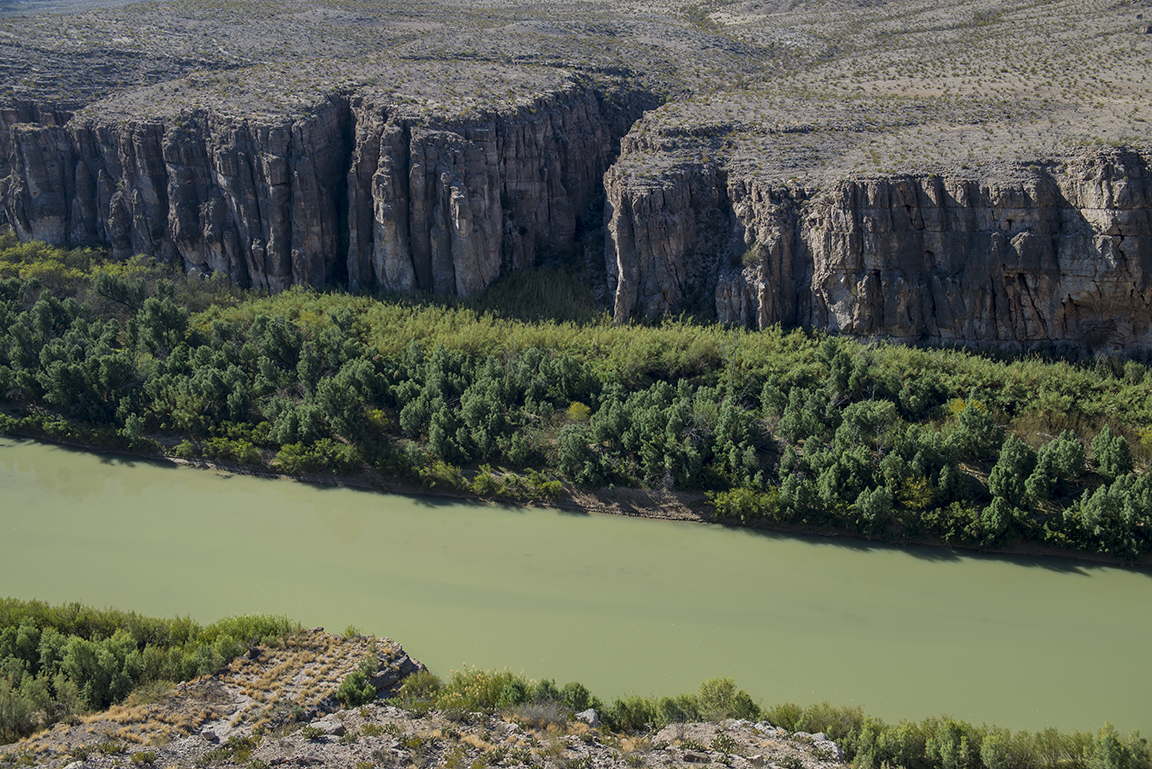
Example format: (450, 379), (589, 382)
(0, 436), (180, 472)
(13, 434), (1150, 579)
(75, 446), (179, 472)
(733, 521), (1152, 578)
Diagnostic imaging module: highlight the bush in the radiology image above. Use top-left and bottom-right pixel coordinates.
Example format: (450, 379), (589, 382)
(391, 670), (443, 709)
(706, 487), (783, 523)
(697, 677), (759, 722)
(201, 437), (261, 465)
(435, 668), (529, 713)
(0, 600), (299, 744)
(658, 693), (700, 724)
(273, 440), (362, 476)
(560, 681), (599, 713)
(987, 435), (1036, 507)
(605, 695), (658, 733)
(336, 665), (378, 708)
(1091, 427), (1133, 481)
(419, 459), (467, 490)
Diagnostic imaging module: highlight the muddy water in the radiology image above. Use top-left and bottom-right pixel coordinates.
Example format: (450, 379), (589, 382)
(1, 437), (1149, 733)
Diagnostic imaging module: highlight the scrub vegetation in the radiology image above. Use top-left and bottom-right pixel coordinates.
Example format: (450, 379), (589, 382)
(0, 598), (299, 743)
(1, 235), (1152, 560)
(392, 668), (1151, 769)
(3, 600), (1149, 769)
(2, 0), (1147, 180)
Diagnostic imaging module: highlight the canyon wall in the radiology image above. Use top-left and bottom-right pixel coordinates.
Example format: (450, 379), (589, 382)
(606, 151), (1152, 351)
(0, 81), (637, 294)
(4, 83), (1152, 352)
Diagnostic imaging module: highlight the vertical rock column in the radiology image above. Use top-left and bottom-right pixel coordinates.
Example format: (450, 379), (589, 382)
(603, 163), (721, 320)
(6, 123), (75, 243)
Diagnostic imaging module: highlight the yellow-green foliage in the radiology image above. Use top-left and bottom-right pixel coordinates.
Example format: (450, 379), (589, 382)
(470, 465), (563, 501)
(435, 668), (528, 712)
(5, 238), (1152, 559)
(706, 487), (782, 524)
(567, 401), (592, 422)
(195, 287), (1152, 433)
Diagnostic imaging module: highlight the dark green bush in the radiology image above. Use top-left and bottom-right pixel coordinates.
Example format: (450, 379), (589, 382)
(335, 667), (377, 708)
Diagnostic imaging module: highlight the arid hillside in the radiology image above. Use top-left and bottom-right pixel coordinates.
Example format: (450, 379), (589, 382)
(0, 630), (849, 769)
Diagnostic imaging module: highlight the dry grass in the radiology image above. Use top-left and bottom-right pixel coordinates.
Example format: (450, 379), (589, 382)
(0, 630), (417, 764)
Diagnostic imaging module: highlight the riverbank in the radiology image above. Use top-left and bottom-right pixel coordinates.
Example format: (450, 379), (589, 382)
(4, 426), (1149, 571)
(6, 441), (1152, 733)
(0, 626), (846, 769)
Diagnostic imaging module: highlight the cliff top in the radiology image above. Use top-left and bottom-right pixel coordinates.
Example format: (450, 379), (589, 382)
(1, 0), (1148, 181)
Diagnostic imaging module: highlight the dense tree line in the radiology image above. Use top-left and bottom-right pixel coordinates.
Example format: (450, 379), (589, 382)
(1, 236), (1151, 559)
(0, 598), (298, 743)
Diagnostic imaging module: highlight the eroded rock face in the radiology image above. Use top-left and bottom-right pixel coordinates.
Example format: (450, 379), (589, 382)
(606, 151), (1152, 351)
(2, 80), (633, 295)
(6, 69), (1152, 352)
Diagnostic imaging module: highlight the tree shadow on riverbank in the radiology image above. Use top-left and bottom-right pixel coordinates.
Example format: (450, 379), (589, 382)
(726, 523), (1152, 578)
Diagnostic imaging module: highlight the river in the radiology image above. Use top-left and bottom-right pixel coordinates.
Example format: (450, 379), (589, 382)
(1, 437), (1149, 734)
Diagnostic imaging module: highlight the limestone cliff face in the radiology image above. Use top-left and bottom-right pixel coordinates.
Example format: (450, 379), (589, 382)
(7, 80), (1152, 351)
(346, 85), (616, 296)
(5, 99), (352, 290)
(604, 163), (722, 321)
(0, 104), (72, 217)
(606, 151), (1152, 351)
(2, 80), (632, 295)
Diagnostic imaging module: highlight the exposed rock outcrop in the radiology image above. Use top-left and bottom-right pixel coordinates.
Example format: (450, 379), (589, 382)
(605, 151), (1152, 352)
(3, 0), (1151, 352)
(2, 78), (644, 295)
(0, 626), (847, 769)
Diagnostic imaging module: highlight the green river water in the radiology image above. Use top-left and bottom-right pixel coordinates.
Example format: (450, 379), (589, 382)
(1, 437), (1150, 734)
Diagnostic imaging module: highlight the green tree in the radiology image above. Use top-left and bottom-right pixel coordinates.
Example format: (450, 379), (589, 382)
(988, 435), (1036, 507)
(1091, 427), (1133, 481)
(136, 297), (187, 354)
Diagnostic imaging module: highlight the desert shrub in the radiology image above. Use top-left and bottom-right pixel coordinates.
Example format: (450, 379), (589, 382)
(987, 435), (1036, 508)
(419, 459), (467, 490)
(707, 487), (783, 523)
(434, 668), (529, 713)
(697, 677), (759, 722)
(658, 693), (700, 724)
(4, 234), (1152, 559)
(273, 440), (361, 475)
(391, 670), (443, 710)
(560, 681), (600, 713)
(336, 663), (378, 708)
(604, 695), (658, 733)
(1091, 427), (1133, 481)
(201, 437), (261, 465)
(947, 398), (1003, 459)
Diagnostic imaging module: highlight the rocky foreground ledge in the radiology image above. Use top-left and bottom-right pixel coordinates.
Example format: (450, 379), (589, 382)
(0, 631), (845, 769)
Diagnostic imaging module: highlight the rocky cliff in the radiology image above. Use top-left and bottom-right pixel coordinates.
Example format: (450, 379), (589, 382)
(606, 150), (1152, 352)
(2, 0), (1150, 351)
(2, 76), (647, 294)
